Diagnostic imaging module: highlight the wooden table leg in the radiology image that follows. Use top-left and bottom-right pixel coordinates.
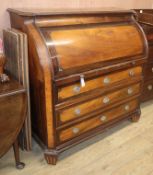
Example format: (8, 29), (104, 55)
(13, 138), (25, 169)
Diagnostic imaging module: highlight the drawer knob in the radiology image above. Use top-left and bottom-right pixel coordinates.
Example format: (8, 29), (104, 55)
(103, 77), (111, 84)
(74, 108), (81, 116)
(100, 116), (107, 122)
(72, 127), (80, 134)
(132, 61), (136, 66)
(80, 75), (85, 87)
(148, 85), (153, 91)
(73, 86), (81, 93)
(103, 97), (110, 104)
(127, 88), (133, 95)
(129, 70), (135, 77)
(59, 67), (63, 72)
(152, 68), (153, 73)
(124, 105), (130, 111)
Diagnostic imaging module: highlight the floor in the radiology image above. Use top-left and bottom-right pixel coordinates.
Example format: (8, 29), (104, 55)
(1, 101), (153, 175)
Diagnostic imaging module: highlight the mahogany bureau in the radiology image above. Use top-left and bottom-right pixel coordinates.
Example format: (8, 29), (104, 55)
(135, 9), (153, 102)
(8, 8), (148, 165)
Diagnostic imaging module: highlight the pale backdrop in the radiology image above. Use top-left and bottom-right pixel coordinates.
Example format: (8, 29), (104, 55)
(0, 0), (152, 35)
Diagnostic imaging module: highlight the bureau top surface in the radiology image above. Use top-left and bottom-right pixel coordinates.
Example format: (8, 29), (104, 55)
(7, 8), (134, 17)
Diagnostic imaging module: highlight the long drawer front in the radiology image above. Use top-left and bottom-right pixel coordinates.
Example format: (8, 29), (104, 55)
(58, 100), (138, 143)
(58, 66), (142, 100)
(57, 83), (141, 125)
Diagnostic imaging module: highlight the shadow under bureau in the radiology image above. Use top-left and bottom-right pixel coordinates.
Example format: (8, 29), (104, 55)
(7, 8), (148, 165)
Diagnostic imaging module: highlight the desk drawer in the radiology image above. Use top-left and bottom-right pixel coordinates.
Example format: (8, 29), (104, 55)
(58, 100), (138, 142)
(148, 46), (153, 63)
(144, 63), (153, 80)
(58, 83), (141, 124)
(142, 79), (153, 102)
(58, 66), (142, 100)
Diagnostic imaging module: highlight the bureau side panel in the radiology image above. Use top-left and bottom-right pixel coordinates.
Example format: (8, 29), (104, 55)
(24, 23), (55, 148)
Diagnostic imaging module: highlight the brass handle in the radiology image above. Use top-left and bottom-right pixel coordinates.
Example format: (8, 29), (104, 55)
(148, 85), (152, 91)
(100, 116), (107, 122)
(73, 86), (81, 93)
(74, 108), (81, 116)
(103, 77), (111, 84)
(72, 127), (80, 134)
(129, 70), (135, 77)
(103, 97), (110, 104)
(127, 88), (133, 95)
(124, 105), (130, 111)
(152, 68), (153, 73)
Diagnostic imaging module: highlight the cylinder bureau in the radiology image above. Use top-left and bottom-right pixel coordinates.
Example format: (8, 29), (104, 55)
(7, 8), (148, 165)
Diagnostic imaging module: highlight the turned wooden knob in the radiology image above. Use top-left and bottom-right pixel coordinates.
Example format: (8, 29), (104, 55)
(0, 54), (9, 83)
(103, 77), (111, 84)
(100, 115), (107, 122)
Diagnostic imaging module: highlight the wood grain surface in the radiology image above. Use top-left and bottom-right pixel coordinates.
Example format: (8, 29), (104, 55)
(48, 25), (143, 70)
(0, 79), (26, 158)
(136, 10), (153, 102)
(58, 66), (142, 100)
(59, 84), (140, 123)
(59, 100), (138, 142)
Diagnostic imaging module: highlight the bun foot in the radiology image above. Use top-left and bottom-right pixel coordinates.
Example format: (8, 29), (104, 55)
(131, 115), (140, 122)
(130, 109), (141, 123)
(16, 162), (25, 169)
(44, 151), (58, 165)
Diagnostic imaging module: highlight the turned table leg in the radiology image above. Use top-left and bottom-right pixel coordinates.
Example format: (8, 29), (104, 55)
(13, 139), (25, 169)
